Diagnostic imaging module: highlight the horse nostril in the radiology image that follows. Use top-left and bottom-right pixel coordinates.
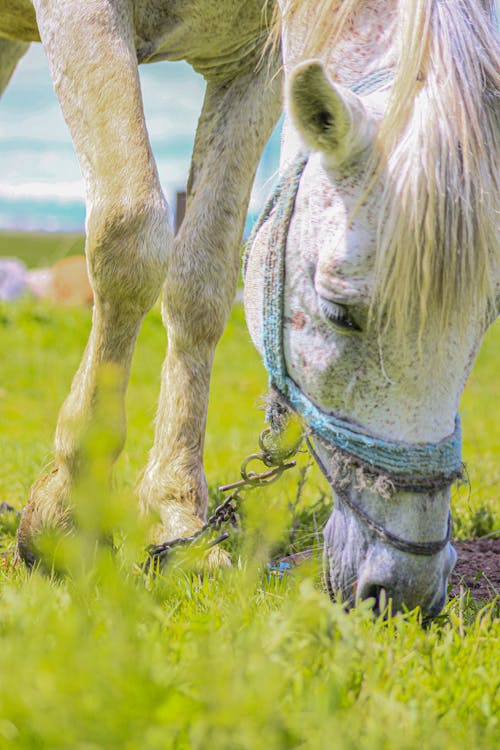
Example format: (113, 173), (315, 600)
(358, 584), (389, 616)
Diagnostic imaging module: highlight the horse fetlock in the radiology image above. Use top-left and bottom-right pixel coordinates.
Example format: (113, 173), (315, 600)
(17, 466), (74, 568)
(139, 462), (208, 520)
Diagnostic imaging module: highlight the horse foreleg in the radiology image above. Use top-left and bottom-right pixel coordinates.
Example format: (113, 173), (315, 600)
(138, 59), (282, 554)
(0, 38), (29, 95)
(18, 1), (171, 565)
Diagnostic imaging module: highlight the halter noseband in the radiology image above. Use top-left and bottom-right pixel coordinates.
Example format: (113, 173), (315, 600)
(243, 71), (460, 556)
(306, 437), (452, 556)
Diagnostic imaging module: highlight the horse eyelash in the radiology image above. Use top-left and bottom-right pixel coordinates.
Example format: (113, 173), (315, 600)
(318, 299), (360, 330)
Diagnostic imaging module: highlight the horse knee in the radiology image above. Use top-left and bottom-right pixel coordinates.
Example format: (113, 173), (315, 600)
(162, 240), (239, 349)
(86, 195), (172, 318)
(163, 275), (234, 349)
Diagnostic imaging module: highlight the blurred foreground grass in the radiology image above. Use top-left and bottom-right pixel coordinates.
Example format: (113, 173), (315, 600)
(0, 233), (498, 749)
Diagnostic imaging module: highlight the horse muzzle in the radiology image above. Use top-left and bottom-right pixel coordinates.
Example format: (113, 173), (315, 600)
(354, 542), (457, 617)
(323, 504), (457, 617)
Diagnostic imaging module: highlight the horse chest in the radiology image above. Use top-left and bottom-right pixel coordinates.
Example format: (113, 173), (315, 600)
(0, 0), (40, 42)
(0, 0), (271, 79)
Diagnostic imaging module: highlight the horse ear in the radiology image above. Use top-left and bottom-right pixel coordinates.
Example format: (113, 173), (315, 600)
(288, 61), (374, 164)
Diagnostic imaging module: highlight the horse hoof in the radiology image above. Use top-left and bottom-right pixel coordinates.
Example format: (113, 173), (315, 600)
(206, 544), (232, 569)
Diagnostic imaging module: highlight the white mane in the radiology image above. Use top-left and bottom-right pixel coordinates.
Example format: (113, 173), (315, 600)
(276, 0), (500, 342)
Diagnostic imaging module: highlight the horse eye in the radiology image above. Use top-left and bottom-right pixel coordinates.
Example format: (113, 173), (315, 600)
(318, 298), (362, 332)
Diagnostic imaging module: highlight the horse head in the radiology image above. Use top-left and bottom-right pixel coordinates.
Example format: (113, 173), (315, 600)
(245, 18), (498, 617)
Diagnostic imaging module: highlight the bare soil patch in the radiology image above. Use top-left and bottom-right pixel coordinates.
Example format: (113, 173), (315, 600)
(449, 537), (499, 601)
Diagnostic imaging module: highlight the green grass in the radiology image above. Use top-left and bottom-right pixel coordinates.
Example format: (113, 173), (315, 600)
(0, 233), (498, 749)
(0, 231), (85, 268)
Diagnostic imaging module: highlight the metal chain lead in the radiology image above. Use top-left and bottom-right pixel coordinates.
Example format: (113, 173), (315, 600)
(145, 427), (302, 571)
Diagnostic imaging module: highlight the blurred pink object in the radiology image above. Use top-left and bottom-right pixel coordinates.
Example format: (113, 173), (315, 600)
(1, 255), (92, 305)
(26, 267), (54, 299)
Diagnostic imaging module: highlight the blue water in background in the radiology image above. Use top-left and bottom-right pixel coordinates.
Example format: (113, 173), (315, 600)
(0, 45), (281, 234)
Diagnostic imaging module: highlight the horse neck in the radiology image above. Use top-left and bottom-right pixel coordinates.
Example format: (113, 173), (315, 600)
(280, 0), (398, 86)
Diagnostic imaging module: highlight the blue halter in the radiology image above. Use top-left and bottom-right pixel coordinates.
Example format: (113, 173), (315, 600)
(244, 73), (463, 492)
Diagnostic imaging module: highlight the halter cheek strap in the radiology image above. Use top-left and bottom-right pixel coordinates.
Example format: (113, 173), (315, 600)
(244, 73), (462, 494)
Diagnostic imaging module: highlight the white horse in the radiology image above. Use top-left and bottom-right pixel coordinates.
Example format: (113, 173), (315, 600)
(0, 1), (498, 616)
(245, 0), (499, 614)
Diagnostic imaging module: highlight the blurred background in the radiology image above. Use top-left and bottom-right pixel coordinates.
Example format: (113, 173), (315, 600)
(0, 44), (282, 235)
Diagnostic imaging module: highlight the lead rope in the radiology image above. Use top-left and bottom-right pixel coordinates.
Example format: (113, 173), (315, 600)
(145, 426), (303, 571)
